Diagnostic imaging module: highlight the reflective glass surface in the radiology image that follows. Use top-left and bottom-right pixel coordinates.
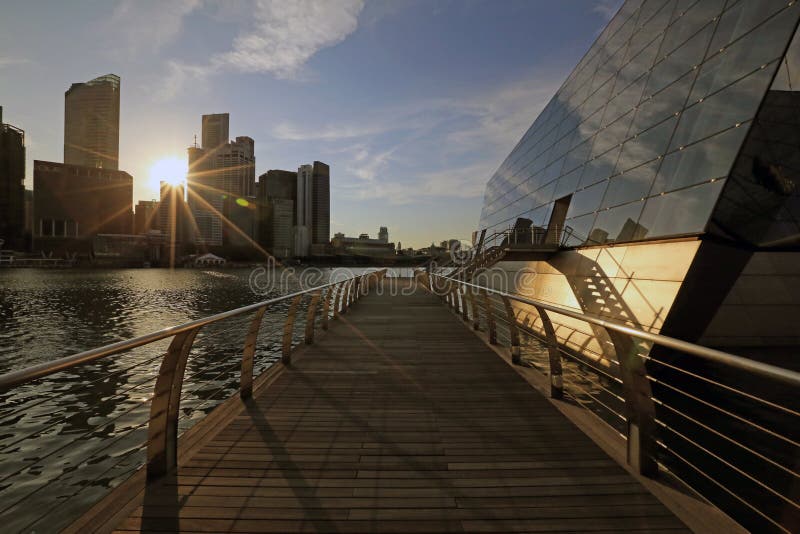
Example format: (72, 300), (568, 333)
(479, 0), (800, 247)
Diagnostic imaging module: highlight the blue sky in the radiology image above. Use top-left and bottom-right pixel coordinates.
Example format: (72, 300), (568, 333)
(0, 0), (621, 248)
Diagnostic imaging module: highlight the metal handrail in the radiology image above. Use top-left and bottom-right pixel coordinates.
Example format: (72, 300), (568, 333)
(434, 275), (800, 386)
(0, 269), (388, 484)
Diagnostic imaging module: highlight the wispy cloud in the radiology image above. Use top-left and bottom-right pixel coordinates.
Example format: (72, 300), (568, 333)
(112, 0), (201, 55)
(0, 57), (31, 68)
(157, 0), (365, 100)
(279, 71), (564, 204)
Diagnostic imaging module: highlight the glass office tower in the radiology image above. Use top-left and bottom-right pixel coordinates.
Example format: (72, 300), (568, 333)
(476, 2), (800, 531)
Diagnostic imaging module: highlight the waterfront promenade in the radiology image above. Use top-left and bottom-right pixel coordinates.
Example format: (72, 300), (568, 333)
(69, 284), (689, 533)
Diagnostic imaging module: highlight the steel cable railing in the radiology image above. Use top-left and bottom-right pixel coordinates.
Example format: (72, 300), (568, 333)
(425, 271), (800, 534)
(0, 269), (387, 533)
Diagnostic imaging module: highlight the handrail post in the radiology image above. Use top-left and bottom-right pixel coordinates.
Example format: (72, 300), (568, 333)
(305, 291), (321, 344)
(607, 330), (658, 477)
(459, 287), (469, 321)
(146, 327), (201, 479)
(352, 277), (360, 305)
(467, 288), (480, 330)
(240, 305), (268, 400)
(339, 279), (350, 314)
(534, 305), (563, 399)
(321, 286), (332, 330)
(501, 295), (521, 364)
(282, 294), (303, 364)
(482, 290), (497, 344)
(331, 282), (341, 320)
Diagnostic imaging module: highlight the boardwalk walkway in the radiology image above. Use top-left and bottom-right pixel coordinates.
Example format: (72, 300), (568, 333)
(103, 285), (687, 533)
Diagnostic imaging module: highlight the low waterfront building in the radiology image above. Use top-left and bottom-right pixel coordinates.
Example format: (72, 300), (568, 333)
(33, 161), (133, 249)
(331, 228), (395, 257)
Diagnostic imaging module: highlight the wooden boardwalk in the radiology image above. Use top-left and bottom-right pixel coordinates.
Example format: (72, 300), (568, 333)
(102, 286), (688, 533)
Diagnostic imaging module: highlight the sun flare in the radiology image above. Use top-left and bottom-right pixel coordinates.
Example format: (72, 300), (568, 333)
(149, 156), (188, 190)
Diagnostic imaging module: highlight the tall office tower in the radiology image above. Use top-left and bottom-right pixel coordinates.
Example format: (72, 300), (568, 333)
(33, 161), (132, 239)
(0, 107), (26, 249)
(257, 169), (297, 256)
(64, 74), (120, 170)
(378, 226), (389, 243)
(310, 161), (330, 246)
(187, 116), (255, 246)
(294, 164), (313, 256)
(201, 113), (229, 151)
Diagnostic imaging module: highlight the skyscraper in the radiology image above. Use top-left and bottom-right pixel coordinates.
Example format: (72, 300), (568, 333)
(201, 113), (229, 151)
(64, 74), (120, 170)
(0, 107), (26, 249)
(310, 161), (330, 247)
(187, 115), (255, 246)
(294, 164), (313, 256)
(257, 169), (297, 257)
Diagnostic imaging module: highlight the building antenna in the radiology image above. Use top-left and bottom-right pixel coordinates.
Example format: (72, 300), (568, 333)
(193, 134), (198, 148)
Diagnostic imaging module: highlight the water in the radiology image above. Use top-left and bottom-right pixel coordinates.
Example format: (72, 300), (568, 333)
(0, 266), (382, 532)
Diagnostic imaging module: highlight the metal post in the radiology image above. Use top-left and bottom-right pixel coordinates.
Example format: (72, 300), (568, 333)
(501, 296), (521, 364)
(305, 291), (321, 344)
(282, 294), (302, 364)
(459, 287), (469, 321)
(607, 330), (658, 477)
(483, 290), (497, 344)
(467, 288), (480, 330)
(240, 305), (267, 400)
(146, 327), (201, 479)
(321, 286), (332, 330)
(331, 282), (341, 320)
(534, 305), (563, 399)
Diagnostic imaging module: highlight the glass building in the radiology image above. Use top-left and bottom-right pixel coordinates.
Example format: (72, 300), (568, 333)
(479, 0), (800, 249)
(476, 2), (800, 532)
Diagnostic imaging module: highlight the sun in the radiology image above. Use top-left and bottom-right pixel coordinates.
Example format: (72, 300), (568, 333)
(149, 156), (188, 190)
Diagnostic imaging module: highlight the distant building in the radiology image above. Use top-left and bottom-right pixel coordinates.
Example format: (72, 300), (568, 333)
(64, 74), (120, 170)
(257, 170), (297, 257)
(0, 107), (26, 249)
(134, 200), (159, 234)
(187, 114), (256, 246)
(378, 226), (389, 243)
(33, 160), (132, 240)
(158, 183), (189, 243)
(295, 164), (313, 256)
(201, 114), (229, 151)
(331, 228), (395, 257)
(293, 161), (330, 256)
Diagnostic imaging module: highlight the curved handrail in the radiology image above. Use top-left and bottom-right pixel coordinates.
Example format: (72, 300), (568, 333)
(433, 274), (800, 386)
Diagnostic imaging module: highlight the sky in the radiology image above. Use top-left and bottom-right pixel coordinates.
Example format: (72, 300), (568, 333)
(0, 0), (622, 248)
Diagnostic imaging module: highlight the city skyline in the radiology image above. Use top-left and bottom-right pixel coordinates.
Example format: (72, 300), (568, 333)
(0, 0), (622, 247)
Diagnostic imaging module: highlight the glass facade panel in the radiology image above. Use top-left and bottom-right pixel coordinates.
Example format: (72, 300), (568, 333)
(478, 0), (800, 245)
(639, 179), (725, 236)
(653, 123), (748, 193)
(591, 200), (647, 243)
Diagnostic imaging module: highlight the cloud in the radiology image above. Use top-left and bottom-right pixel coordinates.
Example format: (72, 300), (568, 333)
(112, 0), (201, 55)
(0, 57), (31, 68)
(157, 0), (365, 99)
(273, 71), (562, 204)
